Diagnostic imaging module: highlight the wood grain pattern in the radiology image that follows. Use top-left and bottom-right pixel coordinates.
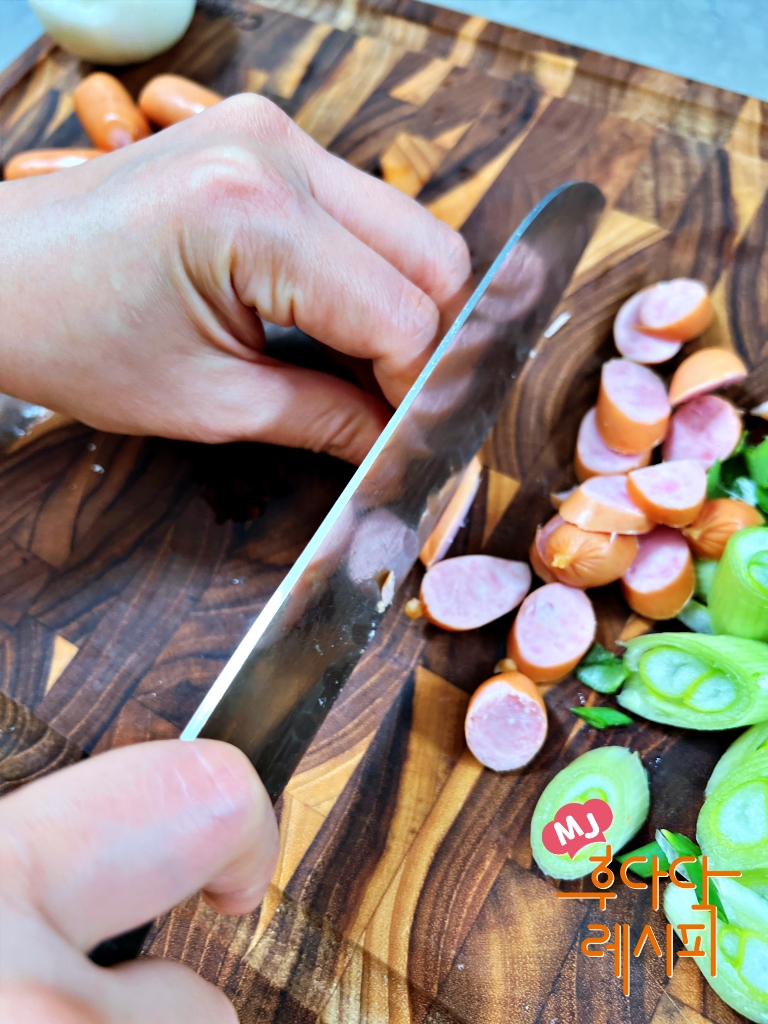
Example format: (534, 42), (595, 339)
(1, 1), (763, 1021)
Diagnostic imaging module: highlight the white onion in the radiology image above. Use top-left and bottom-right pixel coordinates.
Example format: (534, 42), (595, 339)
(29, 0), (196, 65)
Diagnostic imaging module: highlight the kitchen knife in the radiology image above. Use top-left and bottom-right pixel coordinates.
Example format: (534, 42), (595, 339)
(181, 181), (605, 799)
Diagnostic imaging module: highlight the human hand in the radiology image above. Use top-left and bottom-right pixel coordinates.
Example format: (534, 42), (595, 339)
(0, 94), (471, 464)
(0, 739), (278, 1023)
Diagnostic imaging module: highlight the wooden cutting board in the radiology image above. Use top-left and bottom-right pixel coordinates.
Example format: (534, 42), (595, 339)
(2, 2), (767, 1022)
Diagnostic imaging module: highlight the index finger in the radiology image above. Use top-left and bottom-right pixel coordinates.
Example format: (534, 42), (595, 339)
(0, 739), (278, 951)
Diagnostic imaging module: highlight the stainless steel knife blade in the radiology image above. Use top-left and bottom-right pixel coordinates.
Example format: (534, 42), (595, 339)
(182, 181), (605, 800)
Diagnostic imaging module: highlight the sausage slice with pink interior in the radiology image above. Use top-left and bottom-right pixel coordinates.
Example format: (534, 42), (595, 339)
(529, 513), (563, 584)
(575, 407), (652, 481)
(559, 475), (653, 534)
(596, 359), (670, 454)
(637, 279), (714, 341)
(509, 583), (596, 683)
(621, 526), (694, 619)
(627, 459), (706, 528)
(662, 395), (742, 469)
(465, 671), (547, 772)
(420, 456), (482, 567)
(420, 555), (531, 631)
(613, 288), (682, 364)
(668, 348), (747, 406)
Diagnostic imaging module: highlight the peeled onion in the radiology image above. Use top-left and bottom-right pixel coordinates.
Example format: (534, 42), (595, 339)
(682, 499), (765, 560)
(29, 0), (195, 64)
(544, 521), (639, 588)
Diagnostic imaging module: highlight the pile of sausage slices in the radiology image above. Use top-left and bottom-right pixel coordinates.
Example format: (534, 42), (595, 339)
(409, 278), (762, 773)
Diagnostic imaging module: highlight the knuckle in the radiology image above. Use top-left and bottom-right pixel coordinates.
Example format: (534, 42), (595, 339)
(217, 92), (296, 145)
(398, 281), (439, 350)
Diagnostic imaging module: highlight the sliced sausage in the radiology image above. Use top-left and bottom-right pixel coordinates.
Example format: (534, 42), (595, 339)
(751, 401), (768, 419)
(465, 671), (547, 771)
(559, 475), (654, 534)
(627, 459), (706, 528)
(550, 487), (576, 510)
(662, 394), (742, 468)
(668, 348), (747, 407)
(73, 72), (151, 151)
(613, 288), (682, 364)
(682, 498), (765, 559)
(420, 457), (482, 568)
(529, 513), (564, 584)
(4, 148), (102, 179)
(544, 522), (638, 588)
(138, 74), (222, 127)
(638, 279), (714, 341)
(596, 359), (670, 454)
(620, 526), (694, 619)
(509, 583), (596, 683)
(575, 406), (652, 481)
(420, 555), (531, 631)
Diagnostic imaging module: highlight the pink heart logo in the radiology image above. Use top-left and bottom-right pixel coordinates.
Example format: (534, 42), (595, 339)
(541, 799), (614, 859)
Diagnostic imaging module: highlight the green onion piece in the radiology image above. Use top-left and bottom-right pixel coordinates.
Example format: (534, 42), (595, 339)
(664, 876), (768, 1023)
(695, 559), (719, 603)
(697, 754), (768, 879)
(570, 706), (632, 729)
(617, 840), (669, 877)
(656, 830), (729, 923)
(576, 642), (629, 694)
(710, 527), (768, 641)
(677, 598), (714, 634)
(706, 722), (768, 796)
(746, 438), (768, 488)
(530, 747), (649, 880)
(618, 632), (768, 730)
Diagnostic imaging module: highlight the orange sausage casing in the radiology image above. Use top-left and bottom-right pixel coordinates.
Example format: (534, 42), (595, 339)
(4, 148), (102, 180)
(138, 74), (222, 127)
(74, 73), (151, 151)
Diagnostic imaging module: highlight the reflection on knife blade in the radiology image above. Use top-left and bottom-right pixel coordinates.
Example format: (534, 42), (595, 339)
(181, 181), (606, 801)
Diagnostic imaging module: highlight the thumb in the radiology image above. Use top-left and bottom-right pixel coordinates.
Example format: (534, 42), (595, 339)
(205, 360), (392, 464)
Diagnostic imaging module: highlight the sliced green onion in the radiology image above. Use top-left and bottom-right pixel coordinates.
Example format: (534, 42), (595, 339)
(677, 598), (714, 634)
(570, 706), (633, 729)
(697, 754), (768, 878)
(618, 632), (768, 730)
(710, 527), (768, 641)
(530, 746), (649, 880)
(746, 437), (768, 488)
(706, 722), (768, 796)
(576, 642), (629, 694)
(617, 840), (669, 877)
(695, 559), (719, 603)
(656, 829), (729, 923)
(664, 876), (768, 1024)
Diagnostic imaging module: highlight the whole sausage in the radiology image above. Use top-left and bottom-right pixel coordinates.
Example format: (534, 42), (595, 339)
(529, 513), (563, 584)
(420, 456), (482, 568)
(575, 406), (652, 481)
(4, 148), (102, 180)
(420, 554), (531, 631)
(637, 278), (713, 341)
(662, 394), (742, 468)
(465, 671), (547, 772)
(508, 583), (596, 683)
(668, 348), (747, 407)
(627, 459), (706, 528)
(138, 74), (222, 127)
(596, 359), (670, 454)
(621, 526), (694, 619)
(74, 72), (151, 151)
(543, 522), (639, 588)
(559, 474), (654, 534)
(613, 288), (682, 364)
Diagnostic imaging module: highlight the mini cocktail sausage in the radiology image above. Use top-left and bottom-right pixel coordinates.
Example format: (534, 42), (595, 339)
(508, 583), (596, 683)
(419, 554), (531, 631)
(575, 406), (652, 481)
(138, 74), (222, 127)
(559, 475), (654, 534)
(637, 278), (713, 341)
(613, 288), (682, 364)
(662, 395), (742, 468)
(683, 499), (765, 560)
(420, 456), (482, 568)
(668, 348), (747, 407)
(543, 522), (638, 588)
(621, 526), (694, 619)
(4, 148), (102, 179)
(529, 513), (563, 584)
(465, 671), (547, 771)
(74, 72), (151, 150)
(596, 359), (670, 454)
(627, 459), (706, 528)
